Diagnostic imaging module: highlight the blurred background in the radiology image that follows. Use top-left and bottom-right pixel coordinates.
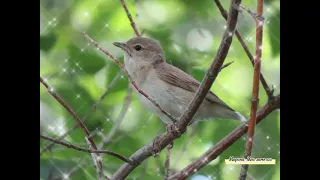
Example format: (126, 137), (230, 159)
(40, 0), (280, 179)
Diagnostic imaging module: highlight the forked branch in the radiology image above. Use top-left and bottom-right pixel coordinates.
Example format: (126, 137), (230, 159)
(40, 77), (105, 179)
(169, 94), (280, 180)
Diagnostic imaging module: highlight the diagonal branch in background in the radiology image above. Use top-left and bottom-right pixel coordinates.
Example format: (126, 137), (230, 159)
(239, 1), (265, 179)
(40, 70), (123, 156)
(83, 32), (178, 124)
(40, 134), (134, 164)
(169, 94), (280, 180)
(110, 0), (242, 179)
(40, 77), (105, 179)
(120, 0), (140, 36)
(214, 0), (274, 99)
(99, 87), (133, 148)
(164, 146), (172, 180)
(85, 137), (104, 180)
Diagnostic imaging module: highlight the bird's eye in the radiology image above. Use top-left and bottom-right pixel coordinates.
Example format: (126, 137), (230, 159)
(134, 45), (142, 51)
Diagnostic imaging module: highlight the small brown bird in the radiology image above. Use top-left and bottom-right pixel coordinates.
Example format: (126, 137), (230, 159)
(113, 37), (246, 127)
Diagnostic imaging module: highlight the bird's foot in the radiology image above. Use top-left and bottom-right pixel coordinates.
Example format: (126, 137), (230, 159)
(167, 141), (174, 149)
(166, 123), (182, 137)
(151, 135), (161, 157)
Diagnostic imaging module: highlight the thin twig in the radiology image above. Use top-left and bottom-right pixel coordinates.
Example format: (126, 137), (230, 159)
(164, 146), (172, 180)
(83, 32), (178, 124)
(40, 71), (123, 155)
(238, 4), (265, 21)
(40, 134), (134, 164)
(214, 0), (274, 99)
(86, 137), (104, 180)
(220, 61), (234, 72)
(120, 0), (140, 36)
(40, 77), (105, 179)
(99, 87), (133, 148)
(239, 1), (264, 179)
(169, 94), (280, 180)
(110, 0), (241, 179)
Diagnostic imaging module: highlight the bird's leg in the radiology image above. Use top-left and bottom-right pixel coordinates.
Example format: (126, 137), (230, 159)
(166, 123), (182, 137)
(151, 135), (161, 157)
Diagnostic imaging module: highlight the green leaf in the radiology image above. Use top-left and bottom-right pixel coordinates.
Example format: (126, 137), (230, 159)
(68, 44), (106, 74)
(40, 32), (57, 52)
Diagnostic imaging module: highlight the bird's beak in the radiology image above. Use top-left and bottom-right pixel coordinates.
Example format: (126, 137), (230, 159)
(113, 42), (127, 50)
(113, 42), (131, 56)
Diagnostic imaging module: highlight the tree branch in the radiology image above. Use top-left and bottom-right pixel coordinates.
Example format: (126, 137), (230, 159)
(239, 1), (264, 179)
(169, 94), (280, 180)
(120, 0), (140, 36)
(164, 146), (172, 180)
(40, 77), (105, 179)
(85, 137), (104, 180)
(40, 134), (134, 164)
(110, 0), (242, 179)
(40, 70), (123, 155)
(83, 32), (178, 124)
(214, 0), (274, 99)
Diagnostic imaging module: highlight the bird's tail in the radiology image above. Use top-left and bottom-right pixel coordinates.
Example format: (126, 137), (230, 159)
(234, 112), (247, 123)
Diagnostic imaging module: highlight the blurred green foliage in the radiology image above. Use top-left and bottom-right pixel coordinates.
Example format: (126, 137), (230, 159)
(40, 0), (280, 179)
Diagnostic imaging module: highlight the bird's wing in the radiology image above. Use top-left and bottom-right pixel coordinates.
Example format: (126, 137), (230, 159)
(155, 63), (235, 112)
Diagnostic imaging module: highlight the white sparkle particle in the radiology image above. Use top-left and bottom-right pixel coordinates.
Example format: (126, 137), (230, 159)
(49, 87), (54, 92)
(121, 75), (124, 79)
(204, 54), (208, 58)
(228, 32), (233, 36)
(259, 46), (263, 50)
(106, 118), (110, 122)
(259, 21), (263, 26)
(72, 69), (75, 73)
(267, 147), (271, 150)
(81, 48), (84, 52)
(117, 29), (120, 32)
(53, 18), (56, 21)
(76, 63), (79, 66)
(76, 94), (81, 99)
(63, 68), (66, 72)
(248, 37), (253, 41)
(198, 139), (202, 142)
(48, 21), (52, 25)
(105, 23), (109, 27)
(266, 8), (271, 12)
(266, 136), (270, 139)
(65, 58), (68, 62)
(267, 21), (270, 24)
(48, 126), (54, 131)
(43, 78), (48, 82)
(177, 8), (180, 11)
(97, 156), (102, 161)
(128, 108), (132, 112)
(223, 25), (227, 29)
(248, 138), (252, 142)
(253, 55), (257, 60)
(84, 11), (89, 17)
(63, 174), (69, 180)
(193, 169), (197, 172)
(278, 151), (280, 154)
